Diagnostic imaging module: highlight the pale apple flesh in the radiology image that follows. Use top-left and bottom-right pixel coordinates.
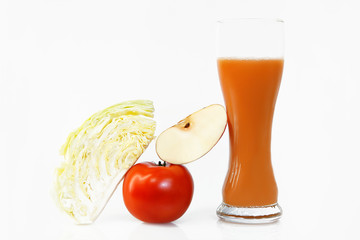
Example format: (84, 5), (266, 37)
(156, 104), (227, 164)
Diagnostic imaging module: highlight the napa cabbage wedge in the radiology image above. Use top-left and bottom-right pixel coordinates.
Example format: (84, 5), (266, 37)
(53, 100), (156, 224)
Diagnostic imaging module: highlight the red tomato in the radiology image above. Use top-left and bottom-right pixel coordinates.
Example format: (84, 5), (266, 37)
(123, 161), (194, 223)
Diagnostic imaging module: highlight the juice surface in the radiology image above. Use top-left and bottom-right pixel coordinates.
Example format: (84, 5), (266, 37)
(218, 58), (283, 207)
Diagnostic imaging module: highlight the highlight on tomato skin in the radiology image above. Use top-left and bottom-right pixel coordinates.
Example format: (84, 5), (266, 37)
(122, 161), (194, 223)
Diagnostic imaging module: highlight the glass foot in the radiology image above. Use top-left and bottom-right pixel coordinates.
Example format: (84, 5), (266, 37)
(216, 202), (282, 224)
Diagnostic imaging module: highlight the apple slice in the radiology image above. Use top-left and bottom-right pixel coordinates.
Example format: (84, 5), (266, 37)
(156, 104), (227, 164)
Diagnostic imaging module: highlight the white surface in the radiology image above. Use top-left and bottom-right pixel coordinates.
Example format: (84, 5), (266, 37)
(1, 0), (360, 239)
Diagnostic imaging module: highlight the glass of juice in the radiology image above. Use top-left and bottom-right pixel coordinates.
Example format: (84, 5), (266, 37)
(216, 18), (284, 223)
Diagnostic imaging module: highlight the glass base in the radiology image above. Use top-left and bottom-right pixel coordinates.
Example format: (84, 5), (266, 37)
(216, 202), (282, 224)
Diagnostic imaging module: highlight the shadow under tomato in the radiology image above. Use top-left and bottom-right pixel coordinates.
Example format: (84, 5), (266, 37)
(128, 222), (189, 240)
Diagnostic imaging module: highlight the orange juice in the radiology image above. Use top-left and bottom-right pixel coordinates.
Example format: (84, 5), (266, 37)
(218, 58), (283, 207)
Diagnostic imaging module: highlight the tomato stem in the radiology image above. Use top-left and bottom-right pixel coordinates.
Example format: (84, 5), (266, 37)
(158, 160), (166, 167)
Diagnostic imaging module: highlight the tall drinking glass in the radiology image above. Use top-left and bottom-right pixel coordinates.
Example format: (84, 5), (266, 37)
(216, 19), (284, 223)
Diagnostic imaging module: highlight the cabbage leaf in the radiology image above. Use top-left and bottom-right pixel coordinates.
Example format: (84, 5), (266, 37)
(53, 100), (156, 224)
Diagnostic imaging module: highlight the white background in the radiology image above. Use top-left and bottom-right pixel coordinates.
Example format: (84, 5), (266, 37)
(1, 0), (360, 239)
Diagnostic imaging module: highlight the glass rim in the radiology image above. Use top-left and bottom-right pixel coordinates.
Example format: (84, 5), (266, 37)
(217, 18), (284, 24)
